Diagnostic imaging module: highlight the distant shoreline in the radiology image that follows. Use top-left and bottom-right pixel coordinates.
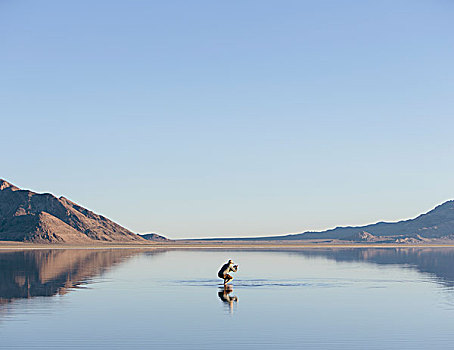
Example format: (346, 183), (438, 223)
(1, 241), (454, 250)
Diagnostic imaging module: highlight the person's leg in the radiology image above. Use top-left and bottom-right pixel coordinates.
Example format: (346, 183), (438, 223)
(224, 274), (233, 284)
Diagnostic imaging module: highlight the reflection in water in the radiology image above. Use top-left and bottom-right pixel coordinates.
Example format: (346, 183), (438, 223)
(1, 247), (454, 349)
(218, 285), (238, 313)
(2, 247), (454, 308)
(281, 248), (454, 289)
(0, 249), (143, 305)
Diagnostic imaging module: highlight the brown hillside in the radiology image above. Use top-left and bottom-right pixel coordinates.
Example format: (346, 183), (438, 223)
(0, 179), (146, 243)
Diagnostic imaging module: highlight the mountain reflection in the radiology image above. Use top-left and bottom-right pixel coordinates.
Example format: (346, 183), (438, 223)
(2, 247), (454, 307)
(0, 249), (143, 304)
(283, 248), (454, 288)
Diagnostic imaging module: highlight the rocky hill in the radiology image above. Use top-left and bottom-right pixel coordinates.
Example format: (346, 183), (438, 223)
(140, 233), (170, 241)
(0, 179), (146, 243)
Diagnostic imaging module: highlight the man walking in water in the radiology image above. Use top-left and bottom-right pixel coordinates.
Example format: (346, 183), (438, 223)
(218, 259), (238, 285)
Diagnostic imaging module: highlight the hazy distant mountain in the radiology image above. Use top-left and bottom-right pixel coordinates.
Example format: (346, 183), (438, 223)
(140, 233), (170, 241)
(0, 179), (146, 243)
(197, 200), (454, 242)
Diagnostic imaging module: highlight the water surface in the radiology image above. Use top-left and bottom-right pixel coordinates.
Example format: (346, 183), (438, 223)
(1, 248), (454, 349)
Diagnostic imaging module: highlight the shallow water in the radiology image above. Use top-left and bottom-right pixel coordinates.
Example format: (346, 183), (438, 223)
(1, 248), (454, 349)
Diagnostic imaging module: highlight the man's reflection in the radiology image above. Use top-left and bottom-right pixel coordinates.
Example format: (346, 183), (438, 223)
(218, 285), (238, 313)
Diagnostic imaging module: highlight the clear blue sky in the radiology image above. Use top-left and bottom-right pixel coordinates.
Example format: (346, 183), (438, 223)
(1, 1), (453, 238)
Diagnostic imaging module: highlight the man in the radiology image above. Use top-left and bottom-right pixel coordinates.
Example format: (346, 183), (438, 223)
(218, 259), (238, 284)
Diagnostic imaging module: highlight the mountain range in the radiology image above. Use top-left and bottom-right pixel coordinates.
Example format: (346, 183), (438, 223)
(195, 200), (454, 243)
(2, 178), (454, 244)
(279, 200), (454, 242)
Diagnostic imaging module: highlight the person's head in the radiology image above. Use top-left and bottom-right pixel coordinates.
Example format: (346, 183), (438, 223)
(228, 259), (233, 264)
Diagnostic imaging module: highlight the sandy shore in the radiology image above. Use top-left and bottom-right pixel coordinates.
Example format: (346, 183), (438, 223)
(1, 241), (454, 250)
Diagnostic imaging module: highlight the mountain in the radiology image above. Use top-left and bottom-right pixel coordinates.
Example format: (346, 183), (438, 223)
(282, 200), (454, 241)
(0, 179), (146, 243)
(140, 233), (170, 241)
(195, 200), (454, 242)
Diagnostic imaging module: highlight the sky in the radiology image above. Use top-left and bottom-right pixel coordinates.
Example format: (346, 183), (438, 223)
(1, 0), (454, 238)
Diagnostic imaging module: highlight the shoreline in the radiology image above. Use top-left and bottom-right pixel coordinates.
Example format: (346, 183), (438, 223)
(2, 241), (454, 250)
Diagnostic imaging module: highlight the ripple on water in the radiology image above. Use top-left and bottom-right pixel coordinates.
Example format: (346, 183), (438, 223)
(173, 278), (349, 288)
